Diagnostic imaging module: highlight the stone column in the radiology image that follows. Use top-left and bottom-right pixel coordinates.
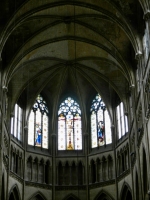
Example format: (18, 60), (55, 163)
(89, 164), (91, 184)
(63, 165), (65, 185)
(31, 159), (33, 181)
(82, 165), (85, 184)
(51, 133), (56, 199)
(10, 149), (13, 171)
(95, 161), (98, 183)
(76, 164), (78, 185)
(37, 162), (39, 182)
(69, 165), (72, 185)
(43, 162), (45, 183)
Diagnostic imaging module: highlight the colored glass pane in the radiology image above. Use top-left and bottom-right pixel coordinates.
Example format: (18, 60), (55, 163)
(58, 97), (82, 150)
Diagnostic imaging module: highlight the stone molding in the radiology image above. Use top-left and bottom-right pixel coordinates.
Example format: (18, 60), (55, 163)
(89, 179), (115, 189)
(25, 181), (52, 189)
(117, 169), (130, 182)
(10, 171), (24, 184)
(144, 11), (150, 21)
(56, 185), (86, 190)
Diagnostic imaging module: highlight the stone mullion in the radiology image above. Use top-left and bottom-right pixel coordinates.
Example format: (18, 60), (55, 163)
(46, 163), (50, 185)
(13, 152), (16, 173)
(69, 165), (72, 185)
(107, 159), (110, 180)
(89, 164), (91, 183)
(56, 166), (58, 185)
(17, 156), (21, 176)
(117, 157), (119, 176)
(20, 158), (23, 178)
(82, 165), (85, 184)
(98, 161), (100, 182)
(43, 163), (45, 183)
(95, 161), (98, 183)
(11, 150), (13, 171)
(62, 166), (65, 185)
(101, 161), (104, 181)
(106, 159), (108, 180)
(37, 162), (39, 182)
(76, 164), (78, 185)
(31, 160), (33, 181)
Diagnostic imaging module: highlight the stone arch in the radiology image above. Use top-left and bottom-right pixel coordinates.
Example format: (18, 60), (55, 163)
(8, 184), (21, 200)
(94, 189), (115, 200)
(120, 182), (132, 200)
(62, 193), (80, 200)
(28, 191), (47, 200)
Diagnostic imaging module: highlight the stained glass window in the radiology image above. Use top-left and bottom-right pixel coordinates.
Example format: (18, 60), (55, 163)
(58, 97), (82, 150)
(11, 104), (23, 141)
(116, 102), (128, 139)
(91, 94), (112, 148)
(28, 95), (48, 149)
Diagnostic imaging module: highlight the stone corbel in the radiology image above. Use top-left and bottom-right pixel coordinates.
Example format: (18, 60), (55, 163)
(135, 51), (143, 60)
(144, 11), (150, 21)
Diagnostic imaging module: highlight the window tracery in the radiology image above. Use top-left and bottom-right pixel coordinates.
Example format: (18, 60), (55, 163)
(28, 95), (48, 149)
(91, 94), (112, 148)
(11, 104), (23, 141)
(116, 102), (128, 139)
(58, 97), (82, 150)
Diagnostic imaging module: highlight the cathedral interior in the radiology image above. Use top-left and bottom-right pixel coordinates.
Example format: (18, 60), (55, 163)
(0, 0), (150, 199)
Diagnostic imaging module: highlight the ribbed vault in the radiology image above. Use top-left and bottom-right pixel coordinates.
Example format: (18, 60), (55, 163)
(0, 0), (145, 122)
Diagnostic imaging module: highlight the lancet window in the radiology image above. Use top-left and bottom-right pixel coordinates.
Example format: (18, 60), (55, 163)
(91, 94), (112, 148)
(116, 102), (128, 139)
(58, 97), (82, 150)
(28, 95), (48, 148)
(11, 104), (23, 141)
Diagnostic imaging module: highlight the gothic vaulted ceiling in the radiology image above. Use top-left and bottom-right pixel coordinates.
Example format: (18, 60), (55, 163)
(0, 0), (145, 117)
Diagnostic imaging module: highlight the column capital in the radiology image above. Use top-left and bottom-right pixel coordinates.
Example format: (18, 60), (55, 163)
(51, 133), (56, 137)
(24, 126), (28, 131)
(83, 133), (89, 137)
(135, 51), (142, 60)
(144, 11), (150, 21)
(2, 86), (8, 93)
(111, 125), (115, 129)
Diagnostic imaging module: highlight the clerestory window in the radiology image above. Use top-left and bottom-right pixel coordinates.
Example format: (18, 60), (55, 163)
(58, 97), (82, 150)
(11, 104), (23, 141)
(116, 102), (128, 139)
(91, 94), (112, 148)
(28, 95), (48, 149)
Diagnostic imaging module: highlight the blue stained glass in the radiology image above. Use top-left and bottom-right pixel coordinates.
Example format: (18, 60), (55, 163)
(91, 94), (111, 148)
(28, 95), (48, 149)
(58, 97), (82, 150)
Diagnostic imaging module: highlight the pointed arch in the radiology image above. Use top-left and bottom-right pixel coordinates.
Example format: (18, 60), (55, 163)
(58, 97), (82, 150)
(8, 184), (21, 200)
(62, 193), (80, 200)
(28, 191), (47, 200)
(94, 189), (115, 200)
(28, 94), (49, 149)
(120, 182), (132, 200)
(90, 93), (112, 148)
